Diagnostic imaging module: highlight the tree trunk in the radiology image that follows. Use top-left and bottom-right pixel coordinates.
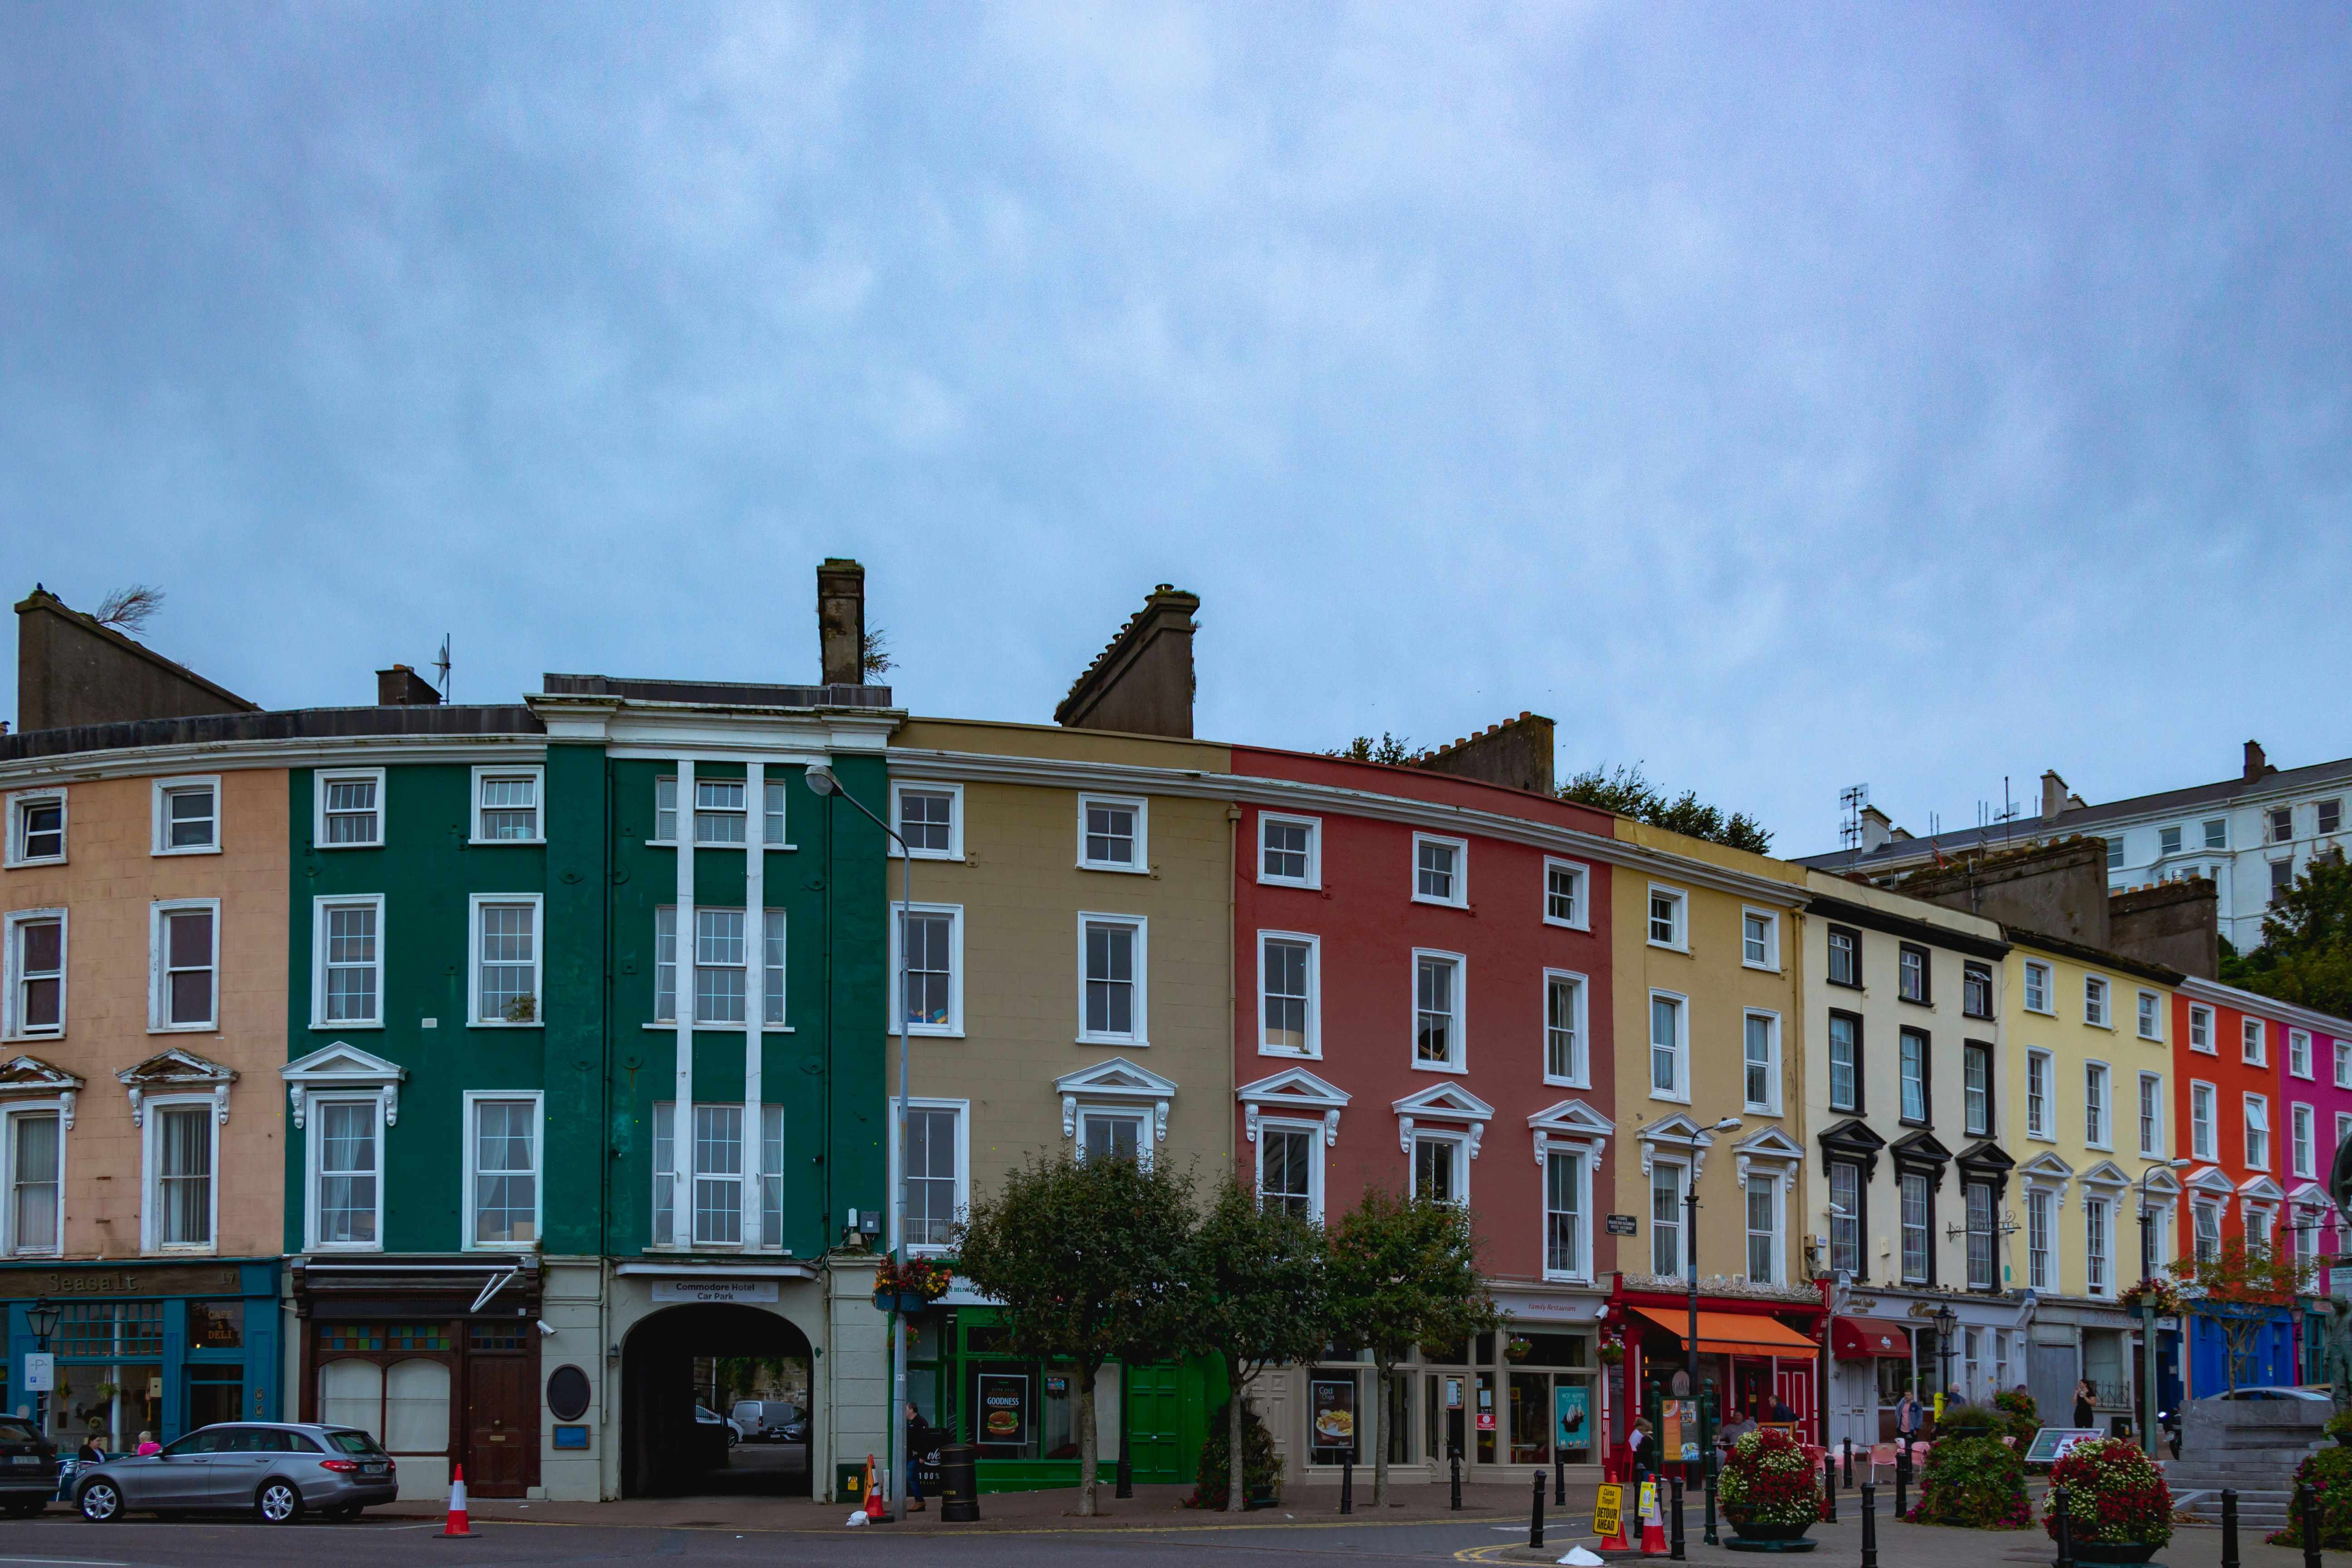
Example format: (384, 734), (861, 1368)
(1372, 1353), (1392, 1507)
(1228, 1361), (1247, 1512)
(1078, 1360), (1100, 1515)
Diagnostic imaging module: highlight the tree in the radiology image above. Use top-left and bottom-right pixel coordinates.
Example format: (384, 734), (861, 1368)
(92, 583), (164, 634)
(1183, 1179), (1328, 1511)
(2221, 854), (2352, 1018)
(2168, 1235), (2315, 1392)
(1557, 762), (1774, 854)
(1323, 1188), (1497, 1505)
(1328, 732), (1420, 766)
(953, 1152), (1195, 1515)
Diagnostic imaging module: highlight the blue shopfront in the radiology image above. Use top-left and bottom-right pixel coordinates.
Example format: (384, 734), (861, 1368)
(2184, 1304), (2297, 1397)
(3, 1259), (280, 1451)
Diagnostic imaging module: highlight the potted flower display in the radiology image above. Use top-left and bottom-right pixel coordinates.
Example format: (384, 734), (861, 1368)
(1718, 1428), (1822, 1545)
(1504, 1336), (1533, 1362)
(1596, 1328), (1626, 1365)
(2042, 1437), (2174, 1564)
(872, 1255), (956, 1313)
(2117, 1277), (2182, 1317)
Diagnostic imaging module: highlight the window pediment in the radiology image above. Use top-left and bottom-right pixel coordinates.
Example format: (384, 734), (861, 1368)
(1393, 1083), (1495, 1156)
(0, 1054), (83, 1127)
(1638, 1112), (1728, 1180)
(1237, 1067), (1349, 1147)
(1054, 1057), (1177, 1142)
(2236, 1172), (2285, 1203)
(1529, 1098), (1612, 1166)
(118, 1047), (236, 1126)
(281, 1041), (407, 1129)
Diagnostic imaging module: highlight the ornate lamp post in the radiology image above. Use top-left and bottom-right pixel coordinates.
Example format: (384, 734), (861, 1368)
(2135, 1156), (2192, 1455)
(26, 1297), (59, 1435)
(1681, 1116), (1744, 1490)
(1931, 1302), (1957, 1412)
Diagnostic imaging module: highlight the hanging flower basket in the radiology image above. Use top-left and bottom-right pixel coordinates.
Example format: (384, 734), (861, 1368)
(1504, 1337), (1533, 1362)
(872, 1255), (954, 1312)
(2117, 1277), (2181, 1317)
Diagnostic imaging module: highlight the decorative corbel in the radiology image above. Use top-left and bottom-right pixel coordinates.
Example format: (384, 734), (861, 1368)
(1467, 1122), (1484, 1160)
(59, 1088), (75, 1131)
(1533, 1129), (1548, 1168)
(1152, 1101), (1169, 1142)
(1062, 1095), (1078, 1139)
(214, 1082), (230, 1125)
(1244, 1103), (1261, 1144)
(383, 1083), (399, 1127)
(1322, 1108), (1340, 1147)
(288, 1085), (307, 1130)
(1737, 1153), (1751, 1185)
(127, 1085), (145, 1128)
(1398, 1115), (1415, 1155)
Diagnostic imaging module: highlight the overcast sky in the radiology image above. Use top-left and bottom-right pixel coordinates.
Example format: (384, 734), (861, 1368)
(5, 4), (2347, 854)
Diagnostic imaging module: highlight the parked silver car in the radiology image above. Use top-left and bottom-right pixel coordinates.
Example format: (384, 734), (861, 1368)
(74, 1422), (397, 1524)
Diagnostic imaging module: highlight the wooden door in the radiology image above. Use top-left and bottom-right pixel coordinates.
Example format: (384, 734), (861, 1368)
(464, 1357), (537, 1496)
(1774, 1366), (1814, 1430)
(1124, 1363), (1184, 1482)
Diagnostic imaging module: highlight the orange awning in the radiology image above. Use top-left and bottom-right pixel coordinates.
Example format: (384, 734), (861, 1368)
(1632, 1307), (1817, 1359)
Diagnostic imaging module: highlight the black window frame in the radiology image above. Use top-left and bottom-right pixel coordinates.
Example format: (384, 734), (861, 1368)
(1826, 925), (1862, 989)
(1827, 1009), (1864, 1114)
(1962, 1039), (1993, 1137)
(1962, 961), (1993, 1020)
(1897, 1167), (1937, 1287)
(1827, 1156), (1868, 1282)
(1964, 1178), (1998, 1292)
(1897, 942), (1931, 1005)
(1898, 1026), (1932, 1127)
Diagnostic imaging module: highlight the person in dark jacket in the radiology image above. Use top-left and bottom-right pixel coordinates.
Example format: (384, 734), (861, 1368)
(2073, 1380), (2096, 1429)
(903, 1402), (930, 1512)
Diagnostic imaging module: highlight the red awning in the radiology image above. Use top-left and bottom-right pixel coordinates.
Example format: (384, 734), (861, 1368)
(1631, 1308), (1818, 1359)
(1832, 1316), (1913, 1362)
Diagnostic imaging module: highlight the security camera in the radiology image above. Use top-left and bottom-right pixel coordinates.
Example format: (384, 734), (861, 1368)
(536, 1319), (557, 1338)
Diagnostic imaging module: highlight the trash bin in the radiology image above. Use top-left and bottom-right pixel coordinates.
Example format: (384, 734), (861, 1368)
(939, 1443), (980, 1522)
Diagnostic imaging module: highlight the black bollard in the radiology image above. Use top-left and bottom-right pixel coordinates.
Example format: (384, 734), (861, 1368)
(2220, 1488), (2239, 1568)
(1530, 1469), (1546, 1549)
(1555, 1450), (1566, 1508)
(1842, 1437), (1854, 1488)
(2052, 1483), (2074, 1568)
(2302, 1483), (2322, 1568)
(1894, 1444), (1909, 1519)
(1822, 1452), (1837, 1524)
(1450, 1452), (1462, 1512)
(1859, 1482), (1878, 1568)
(1339, 1456), (1352, 1515)
(1704, 1475), (1718, 1546)
(1669, 1475), (1686, 1563)
(1116, 1422), (1132, 1500)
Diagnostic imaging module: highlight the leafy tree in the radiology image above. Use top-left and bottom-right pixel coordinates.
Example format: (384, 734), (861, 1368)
(1323, 1188), (1497, 1506)
(953, 1152), (1195, 1515)
(1183, 1179), (1329, 1511)
(1328, 732), (1420, 766)
(2220, 855), (2352, 1018)
(2168, 1235), (2314, 1392)
(1557, 762), (1774, 854)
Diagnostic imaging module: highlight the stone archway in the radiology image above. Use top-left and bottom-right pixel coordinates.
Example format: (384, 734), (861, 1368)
(621, 1303), (813, 1497)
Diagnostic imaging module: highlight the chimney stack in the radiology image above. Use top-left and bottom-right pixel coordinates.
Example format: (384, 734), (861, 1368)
(2040, 769), (2071, 822)
(376, 665), (441, 706)
(2245, 739), (2273, 781)
(1859, 806), (1894, 853)
(817, 559), (867, 687)
(1419, 712), (1556, 795)
(1055, 585), (1199, 738)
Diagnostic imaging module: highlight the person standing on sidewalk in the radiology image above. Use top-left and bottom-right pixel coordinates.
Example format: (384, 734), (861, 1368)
(1894, 1390), (1922, 1445)
(2072, 1380), (2096, 1430)
(904, 1402), (930, 1513)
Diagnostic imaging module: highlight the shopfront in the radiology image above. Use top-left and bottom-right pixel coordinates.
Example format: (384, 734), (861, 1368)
(1607, 1279), (1823, 1469)
(1827, 1313), (1912, 1446)
(290, 1256), (541, 1500)
(3, 1259), (279, 1454)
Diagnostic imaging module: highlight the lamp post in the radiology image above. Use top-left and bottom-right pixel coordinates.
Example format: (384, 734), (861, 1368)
(1825, 1203), (1853, 1449)
(1931, 1302), (1957, 1415)
(804, 763), (914, 1522)
(1681, 1116), (1744, 1490)
(26, 1296), (58, 1435)
(2135, 1156), (2193, 1456)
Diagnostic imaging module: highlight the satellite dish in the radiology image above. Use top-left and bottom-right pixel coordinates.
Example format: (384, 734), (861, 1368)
(2330, 1128), (2352, 1220)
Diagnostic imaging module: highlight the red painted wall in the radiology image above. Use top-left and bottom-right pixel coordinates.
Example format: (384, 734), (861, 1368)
(2173, 993), (2287, 1254)
(1230, 747), (1618, 1286)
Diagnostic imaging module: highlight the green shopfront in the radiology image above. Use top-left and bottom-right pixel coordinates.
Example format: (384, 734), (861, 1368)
(3, 1260), (280, 1451)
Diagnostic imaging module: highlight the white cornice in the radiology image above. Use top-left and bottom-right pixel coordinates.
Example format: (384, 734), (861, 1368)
(0, 732), (547, 787)
(2177, 976), (2352, 1040)
(886, 747), (1812, 906)
(531, 694), (899, 758)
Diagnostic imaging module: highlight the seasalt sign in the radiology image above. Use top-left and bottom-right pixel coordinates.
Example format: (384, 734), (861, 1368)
(650, 1280), (780, 1304)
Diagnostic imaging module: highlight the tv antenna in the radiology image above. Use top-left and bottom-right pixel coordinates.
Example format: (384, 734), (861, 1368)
(432, 635), (452, 702)
(1838, 784), (1869, 854)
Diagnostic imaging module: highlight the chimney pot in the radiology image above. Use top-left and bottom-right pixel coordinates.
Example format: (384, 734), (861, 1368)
(817, 559), (867, 687)
(2040, 769), (2070, 822)
(376, 664), (441, 706)
(2244, 739), (2272, 780)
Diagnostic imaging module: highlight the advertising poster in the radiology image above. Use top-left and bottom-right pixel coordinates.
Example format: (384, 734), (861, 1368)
(1676, 1399), (1699, 1462)
(1554, 1383), (1590, 1457)
(1309, 1377), (1357, 1458)
(1660, 1401), (1681, 1462)
(976, 1372), (1029, 1453)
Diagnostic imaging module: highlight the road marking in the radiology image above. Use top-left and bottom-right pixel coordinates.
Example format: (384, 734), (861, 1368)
(0, 1557), (133, 1566)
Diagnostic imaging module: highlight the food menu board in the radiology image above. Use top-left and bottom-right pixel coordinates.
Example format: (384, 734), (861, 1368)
(1309, 1377), (1357, 1458)
(976, 1372), (1029, 1454)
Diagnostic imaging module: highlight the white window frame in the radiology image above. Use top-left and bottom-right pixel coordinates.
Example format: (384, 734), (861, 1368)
(1743, 1169), (1783, 1285)
(310, 895), (386, 1029)
(5, 788), (68, 867)
(890, 1096), (969, 1256)
(1650, 1159), (1688, 1276)
(1542, 968), (1589, 1088)
(888, 902), (965, 1038)
(1253, 1115), (1325, 1222)
(467, 893), (544, 1028)
(2084, 1195), (2114, 1298)
(1542, 857), (1590, 930)
(1647, 988), (1690, 1103)
(461, 1090), (544, 1252)
(1899, 1170), (1931, 1284)
(1740, 908), (1780, 972)
(1257, 931), (1320, 1059)
(1075, 794), (1149, 874)
(2289, 1029), (2313, 1080)
(0, 1101), (66, 1257)
(2, 907), (66, 1041)
(1257, 813), (1321, 890)
(2027, 1188), (2055, 1291)
(1541, 1145), (1594, 1283)
(1075, 1104), (1153, 1167)
(150, 897), (220, 1033)
(1410, 1128), (1471, 1205)
(2083, 974), (2111, 1029)
(2336, 1040), (2352, 1090)
(2023, 960), (2053, 1015)
(1741, 1009), (1782, 1115)
(469, 764), (546, 845)
(151, 775), (222, 856)
(2291, 1102), (2316, 1179)
(888, 781), (964, 861)
(305, 1092), (387, 1253)
(2193, 1199), (2222, 1264)
(2025, 1048), (2053, 1139)
(2244, 1093), (2271, 1171)
(2190, 1080), (2216, 1161)
(2138, 1071), (2165, 1158)
(2084, 1061), (2112, 1150)
(2271, 806), (2295, 844)
(1411, 833), (1469, 909)
(1410, 948), (1468, 1074)
(2243, 1016), (2267, 1066)
(2136, 990), (2162, 1042)
(140, 1092), (220, 1254)
(1646, 884), (1689, 951)
(2190, 1005), (2215, 1054)
(314, 768), (385, 849)
(2160, 824), (2183, 858)
(1075, 913), (1149, 1046)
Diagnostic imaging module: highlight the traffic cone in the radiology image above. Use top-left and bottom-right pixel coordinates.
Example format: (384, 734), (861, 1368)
(863, 1454), (887, 1521)
(1597, 1462), (1631, 1553)
(1637, 1479), (1666, 1555)
(439, 1464), (475, 1539)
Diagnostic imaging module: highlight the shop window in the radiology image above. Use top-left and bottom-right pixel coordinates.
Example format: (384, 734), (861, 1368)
(188, 1300), (244, 1348)
(320, 1356), (451, 1457)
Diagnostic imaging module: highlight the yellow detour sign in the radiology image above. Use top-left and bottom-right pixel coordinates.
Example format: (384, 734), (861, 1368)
(1640, 1479), (1662, 1524)
(1592, 1484), (1623, 1539)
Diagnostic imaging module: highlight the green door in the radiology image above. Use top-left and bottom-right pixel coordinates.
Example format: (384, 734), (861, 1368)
(1124, 1363), (1185, 1482)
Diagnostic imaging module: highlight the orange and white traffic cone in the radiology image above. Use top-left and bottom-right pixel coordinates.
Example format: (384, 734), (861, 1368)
(439, 1463), (475, 1539)
(864, 1455), (887, 1521)
(1597, 1467), (1631, 1553)
(1637, 1479), (1666, 1555)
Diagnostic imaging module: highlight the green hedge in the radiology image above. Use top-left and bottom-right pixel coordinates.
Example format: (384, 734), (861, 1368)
(2268, 1445), (2352, 1549)
(1906, 1433), (2032, 1529)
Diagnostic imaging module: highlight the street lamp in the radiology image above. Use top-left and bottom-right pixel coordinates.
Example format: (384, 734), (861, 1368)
(2135, 1156), (2193, 1456)
(1931, 1301), (1957, 1411)
(26, 1297), (58, 1434)
(1681, 1115), (1744, 1494)
(804, 762), (916, 1521)
(1824, 1202), (1853, 1449)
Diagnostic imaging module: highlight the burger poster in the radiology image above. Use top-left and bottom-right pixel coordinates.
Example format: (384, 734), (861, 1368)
(1308, 1377), (1357, 1457)
(977, 1372), (1029, 1451)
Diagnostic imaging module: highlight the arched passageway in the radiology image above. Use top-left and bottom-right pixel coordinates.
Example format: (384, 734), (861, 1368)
(622, 1303), (813, 1498)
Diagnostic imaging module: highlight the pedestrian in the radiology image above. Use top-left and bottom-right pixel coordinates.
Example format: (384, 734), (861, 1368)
(1627, 1415), (1655, 1488)
(2072, 1380), (2096, 1429)
(75, 1432), (105, 1465)
(903, 1401), (929, 1512)
(1894, 1389), (1922, 1443)
(134, 1430), (161, 1457)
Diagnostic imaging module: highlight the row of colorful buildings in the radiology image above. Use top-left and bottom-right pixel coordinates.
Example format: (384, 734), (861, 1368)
(1, 569), (2346, 1503)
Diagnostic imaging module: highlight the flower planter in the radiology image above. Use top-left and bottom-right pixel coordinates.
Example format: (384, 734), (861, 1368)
(2068, 1544), (2159, 1564)
(872, 1290), (931, 1313)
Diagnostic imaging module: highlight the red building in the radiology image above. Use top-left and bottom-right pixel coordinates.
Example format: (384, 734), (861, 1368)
(1226, 738), (1621, 1487)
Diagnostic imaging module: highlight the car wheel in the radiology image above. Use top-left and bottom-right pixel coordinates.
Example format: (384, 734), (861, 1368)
(256, 1479), (304, 1525)
(77, 1479), (122, 1523)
